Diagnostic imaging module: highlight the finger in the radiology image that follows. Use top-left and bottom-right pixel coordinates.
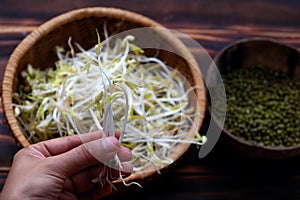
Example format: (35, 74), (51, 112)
(50, 137), (120, 176)
(71, 161), (132, 191)
(32, 131), (103, 156)
(112, 161), (133, 178)
(65, 162), (133, 194)
(121, 161), (133, 174)
(117, 146), (132, 162)
(78, 182), (112, 200)
(69, 165), (102, 193)
(59, 190), (77, 200)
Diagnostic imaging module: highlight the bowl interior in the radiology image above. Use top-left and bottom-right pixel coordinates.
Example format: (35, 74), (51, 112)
(3, 7), (206, 182)
(213, 38), (300, 158)
(216, 38), (300, 78)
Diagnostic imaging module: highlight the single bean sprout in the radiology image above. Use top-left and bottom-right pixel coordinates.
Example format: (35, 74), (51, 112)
(13, 30), (206, 186)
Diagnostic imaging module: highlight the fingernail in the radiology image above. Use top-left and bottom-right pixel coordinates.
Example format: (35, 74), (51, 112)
(101, 137), (119, 153)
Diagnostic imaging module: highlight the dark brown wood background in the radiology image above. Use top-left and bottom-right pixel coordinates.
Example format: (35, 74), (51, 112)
(1, 1), (300, 199)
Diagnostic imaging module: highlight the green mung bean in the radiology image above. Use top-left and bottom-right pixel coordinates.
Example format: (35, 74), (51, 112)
(223, 66), (300, 147)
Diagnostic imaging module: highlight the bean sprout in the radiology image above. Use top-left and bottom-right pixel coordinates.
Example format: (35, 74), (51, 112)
(13, 31), (206, 185)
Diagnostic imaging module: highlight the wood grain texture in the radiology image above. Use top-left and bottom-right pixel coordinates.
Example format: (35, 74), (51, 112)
(0, 0), (300, 199)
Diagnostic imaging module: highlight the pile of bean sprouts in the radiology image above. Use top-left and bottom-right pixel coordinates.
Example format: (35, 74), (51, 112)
(13, 32), (206, 175)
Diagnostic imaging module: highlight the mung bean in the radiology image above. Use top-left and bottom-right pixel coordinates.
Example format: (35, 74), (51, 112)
(223, 66), (300, 147)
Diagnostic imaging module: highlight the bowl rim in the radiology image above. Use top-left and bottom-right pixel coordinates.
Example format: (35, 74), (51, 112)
(215, 36), (300, 60)
(212, 37), (300, 152)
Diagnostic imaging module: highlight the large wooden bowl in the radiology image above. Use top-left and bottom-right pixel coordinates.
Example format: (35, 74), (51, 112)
(2, 7), (206, 184)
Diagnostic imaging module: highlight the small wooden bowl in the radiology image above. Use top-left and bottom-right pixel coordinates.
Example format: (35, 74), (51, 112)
(2, 7), (206, 184)
(213, 37), (300, 159)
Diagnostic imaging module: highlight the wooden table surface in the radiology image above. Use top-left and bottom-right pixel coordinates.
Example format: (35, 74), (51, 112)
(1, 1), (300, 199)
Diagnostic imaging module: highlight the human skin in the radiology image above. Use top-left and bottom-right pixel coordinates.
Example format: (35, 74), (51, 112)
(0, 131), (132, 200)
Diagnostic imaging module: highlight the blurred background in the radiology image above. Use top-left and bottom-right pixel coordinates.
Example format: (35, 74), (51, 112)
(1, 0), (300, 57)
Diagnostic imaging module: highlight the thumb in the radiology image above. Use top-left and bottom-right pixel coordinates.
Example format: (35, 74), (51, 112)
(50, 137), (120, 176)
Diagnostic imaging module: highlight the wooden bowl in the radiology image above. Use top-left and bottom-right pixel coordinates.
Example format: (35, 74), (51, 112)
(212, 37), (300, 159)
(2, 7), (206, 184)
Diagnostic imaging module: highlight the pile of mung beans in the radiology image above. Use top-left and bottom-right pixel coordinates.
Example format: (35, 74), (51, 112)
(223, 66), (300, 147)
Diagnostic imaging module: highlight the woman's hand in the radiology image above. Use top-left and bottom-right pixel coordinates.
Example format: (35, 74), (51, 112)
(0, 131), (132, 200)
